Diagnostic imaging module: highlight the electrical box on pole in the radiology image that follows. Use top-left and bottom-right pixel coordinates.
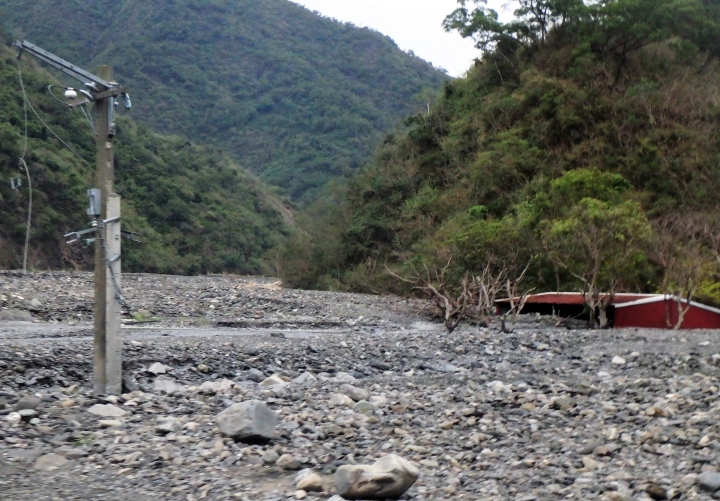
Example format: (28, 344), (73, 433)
(14, 40), (132, 396)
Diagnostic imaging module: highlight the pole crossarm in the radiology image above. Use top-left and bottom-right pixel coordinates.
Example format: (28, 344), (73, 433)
(14, 40), (116, 94)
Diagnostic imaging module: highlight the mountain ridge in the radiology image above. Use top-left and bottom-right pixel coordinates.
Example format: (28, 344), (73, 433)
(1, 0), (448, 198)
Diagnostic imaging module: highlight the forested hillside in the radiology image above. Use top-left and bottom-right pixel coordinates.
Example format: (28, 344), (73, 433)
(0, 42), (287, 274)
(0, 0), (447, 199)
(283, 0), (720, 310)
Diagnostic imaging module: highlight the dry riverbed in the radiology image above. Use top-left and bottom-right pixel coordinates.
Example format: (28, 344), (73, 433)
(2, 271), (720, 500)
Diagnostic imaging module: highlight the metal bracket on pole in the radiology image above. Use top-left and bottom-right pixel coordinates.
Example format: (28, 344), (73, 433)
(87, 188), (101, 216)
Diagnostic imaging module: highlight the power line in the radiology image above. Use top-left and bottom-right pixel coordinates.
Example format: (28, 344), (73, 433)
(15, 62), (31, 273)
(16, 61), (92, 168)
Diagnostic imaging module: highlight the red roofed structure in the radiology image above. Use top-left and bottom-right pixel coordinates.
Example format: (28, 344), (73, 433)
(496, 292), (720, 329)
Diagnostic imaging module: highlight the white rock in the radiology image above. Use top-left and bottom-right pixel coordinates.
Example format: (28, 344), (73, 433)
(335, 454), (419, 500)
(329, 393), (355, 408)
(339, 384), (368, 402)
(147, 362), (168, 374)
(6, 412), (21, 424)
(197, 379), (235, 393)
(296, 471), (324, 492)
(368, 395), (388, 407)
(292, 372), (317, 385)
(153, 378), (182, 395)
(611, 356), (626, 365)
(259, 374), (286, 387)
(87, 403), (126, 417)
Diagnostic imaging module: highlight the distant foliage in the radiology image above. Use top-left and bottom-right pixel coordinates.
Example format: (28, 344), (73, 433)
(0, 45), (286, 274)
(0, 0), (447, 199)
(283, 0), (720, 307)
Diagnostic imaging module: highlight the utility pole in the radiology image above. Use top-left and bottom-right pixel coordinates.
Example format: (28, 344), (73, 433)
(15, 41), (131, 396)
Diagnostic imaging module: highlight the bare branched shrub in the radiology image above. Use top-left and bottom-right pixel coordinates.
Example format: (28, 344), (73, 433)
(499, 264), (533, 333)
(471, 264), (507, 326)
(387, 258), (533, 333)
(386, 260), (473, 333)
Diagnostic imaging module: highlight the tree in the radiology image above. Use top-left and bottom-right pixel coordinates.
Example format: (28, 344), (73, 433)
(443, 0), (588, 51)
(649, 213), (713, 329)
(535, 169), (651, 327)
(543, 198), (651, 327)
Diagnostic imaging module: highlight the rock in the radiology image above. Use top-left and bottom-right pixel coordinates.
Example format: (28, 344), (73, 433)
(34, 453), (68, 471)
(646, 483), (667, 500)
(147, 362), (168, 374)
(87, 403), (126, 417)
(292, 372), (317, 385)
(198, 379), (235, 393)
(335, 454), (419, 500)
(295, 490), (307, 500)
(581, 456), (600, 470)
(246, 368), (265, 382)
(296, 471), (324, 492)
(698, 472), (720, 492)
(156, 416), (182, 435)
(368, 395), (388, 407)
(259, 374), (286, 387)
(329, 393), (355, 408)
(216, 400), (277, 442)
(18, 408), (36, 421)
(13, 396), (41, 412)
(54, 447), (88, 459)
(121, 375), (139, 393)
(339, 384), (368, 402)
(353, 400), (378, 415)
(0, 309), (34, 321)
(262, 449), (280, 464)
(612, 356), (626, 365)
(277, 453), (302, 470)
(98, 419), (123, 427)
(369, 360), (392, 371)
(7, 449), (44, 461)
(197, 363), (209, 373)
(6, 412), (21, 424)
(153, 377), (182, 395)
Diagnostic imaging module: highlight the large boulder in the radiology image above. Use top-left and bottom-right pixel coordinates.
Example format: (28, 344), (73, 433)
(216, 400), (277, 442)
(335, 454), (419, 500)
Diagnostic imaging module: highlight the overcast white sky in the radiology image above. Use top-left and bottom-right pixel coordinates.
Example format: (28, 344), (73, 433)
(289, 1), (516, 77)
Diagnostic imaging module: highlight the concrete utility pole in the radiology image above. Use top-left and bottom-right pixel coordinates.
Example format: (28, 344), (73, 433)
(94, 65), (122, 396)
(14, 41), (131, 396)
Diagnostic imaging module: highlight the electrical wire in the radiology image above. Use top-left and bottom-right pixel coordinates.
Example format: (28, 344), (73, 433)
(15, 62), (31, 273)
(46, 84), (71, 107)
(47, 85), (96, 132)
(16, 62), (92, 169)
(18, 158), (32, 274)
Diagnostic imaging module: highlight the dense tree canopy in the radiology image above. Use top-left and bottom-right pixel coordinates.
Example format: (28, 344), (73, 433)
(283, 0), (720, 310)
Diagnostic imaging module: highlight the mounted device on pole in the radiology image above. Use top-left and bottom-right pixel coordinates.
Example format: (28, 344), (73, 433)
(14, 40), (131, 396)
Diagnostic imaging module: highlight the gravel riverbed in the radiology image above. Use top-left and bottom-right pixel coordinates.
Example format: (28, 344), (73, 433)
(2, 272), (720, 500)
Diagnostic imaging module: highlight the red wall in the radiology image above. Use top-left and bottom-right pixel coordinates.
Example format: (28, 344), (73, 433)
(614, 299), (720, 329)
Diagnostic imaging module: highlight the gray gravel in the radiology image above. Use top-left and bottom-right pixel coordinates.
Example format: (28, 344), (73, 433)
(2, 272), (720, 500)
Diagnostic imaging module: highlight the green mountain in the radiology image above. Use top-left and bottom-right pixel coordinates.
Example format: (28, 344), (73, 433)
(0, 0), (447, 199)
(0, 42), (287, 274)
(282, 0), (720, 307)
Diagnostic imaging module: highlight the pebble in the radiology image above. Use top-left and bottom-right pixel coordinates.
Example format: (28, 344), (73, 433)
(1, 272), (719, 499)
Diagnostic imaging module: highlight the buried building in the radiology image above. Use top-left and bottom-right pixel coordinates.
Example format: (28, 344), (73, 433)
(496, 292), (720, 329)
